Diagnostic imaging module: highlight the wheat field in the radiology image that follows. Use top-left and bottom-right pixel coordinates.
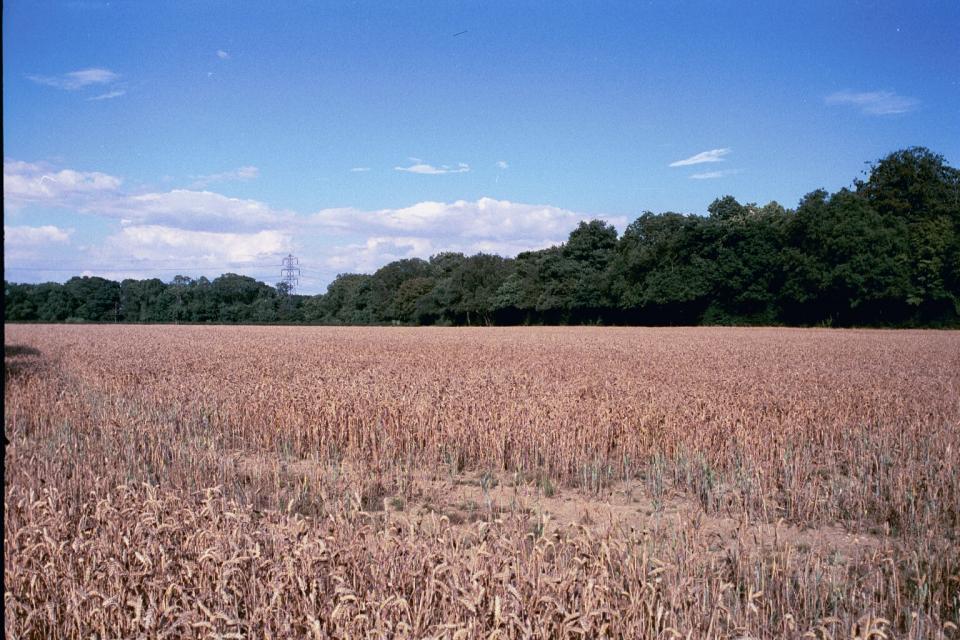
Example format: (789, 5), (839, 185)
(4, 325), (959, 638)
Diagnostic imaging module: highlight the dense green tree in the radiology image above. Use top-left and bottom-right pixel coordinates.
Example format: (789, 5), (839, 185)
(369, 258), (434, 322)
(612, 212), (715, 323)
(781, 189), (912, 325)
(707, 195), (747, 221)
(564, 220), (618, 270)
(855, 147), (960, 322)
(186, 277), (218, 322)
(563, 221), (619, 320)
(429, 252), (467, 276)
(703, 200), (791, 324)
(393, 277), (436, 323)
(857, 147), (960, 220)
(4, 282), (38, 321)
(492, 249), (548, 323)
(33, 283), (77, 322)
(532, 247), (579, 319)
(159, 275), (193, 323)
(318, 274), (376, 324)
(249, 297), (277, 323)
(120, 278), (167, 322)
(64, 276), (120, 322)
(437, 254), (512, 325)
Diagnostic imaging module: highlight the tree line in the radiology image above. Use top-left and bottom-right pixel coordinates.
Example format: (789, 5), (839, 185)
(5, 147), (959, 327)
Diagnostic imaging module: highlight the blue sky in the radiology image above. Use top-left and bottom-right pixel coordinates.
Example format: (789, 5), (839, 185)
(4, 1), (959, 293)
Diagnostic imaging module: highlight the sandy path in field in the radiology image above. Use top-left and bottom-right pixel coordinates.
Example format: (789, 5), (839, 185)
(232, 453), (888, 563)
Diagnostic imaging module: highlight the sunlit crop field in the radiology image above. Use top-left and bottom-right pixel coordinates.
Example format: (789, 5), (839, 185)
(4, 325), (960, 638)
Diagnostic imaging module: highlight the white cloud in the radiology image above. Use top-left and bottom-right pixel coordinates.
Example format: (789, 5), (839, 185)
(4, 225), (73, 246)
(88, 89), (125, 101)
(189, 165), (260, 188)
(3, 224), (77, 272)
(496, 160), (509, 169)
(104, 225), (290, 264)
(689, 169), (739, 180)
(322, 236), (436, 273)
(350, 167), (371, 172)
(394, 160), (470, 174)
(824, 90), (919, 115)
(216, 50), (231, 60)
(669, 148), (731, 167)
(4, 160), (123, 208)
(311, 197), (627, 250)
(28, 67), (119, 90)
(107, 189), (291, 231)
(5, 160), (288, 232)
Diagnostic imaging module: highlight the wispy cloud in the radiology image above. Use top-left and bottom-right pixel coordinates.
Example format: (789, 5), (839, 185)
(394, 158), (471, 175)
(88, 89), (125, 101)
(216, 50), (231, 60)
(350, 167), (371, 172)
(496, 160), (509, 169)
(189, 166), (259, 188)
(689, 169), (739, 180)
(824, 90), (919, 115)
(669, 148), (731, 167)
(28, 67), (119, 90)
